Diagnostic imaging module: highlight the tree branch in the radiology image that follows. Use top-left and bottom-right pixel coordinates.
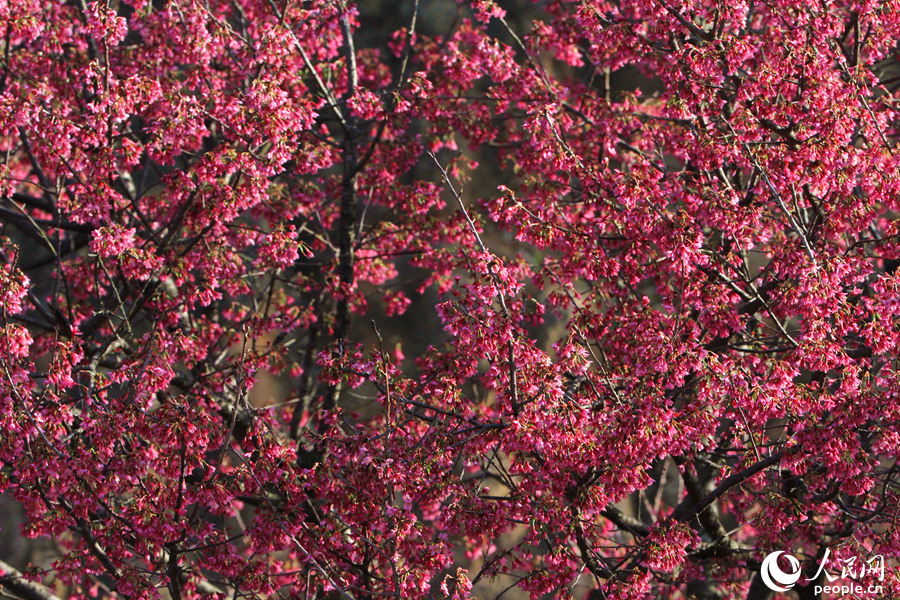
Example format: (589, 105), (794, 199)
(672, 451), (787, 526)
(0, 559), (63, 600)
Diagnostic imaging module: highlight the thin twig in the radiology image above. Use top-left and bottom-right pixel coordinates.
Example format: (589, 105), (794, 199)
(428, 152), (521, 416)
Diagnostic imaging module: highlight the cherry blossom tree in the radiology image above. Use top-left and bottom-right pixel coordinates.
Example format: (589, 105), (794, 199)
(1, 0), (900, 599)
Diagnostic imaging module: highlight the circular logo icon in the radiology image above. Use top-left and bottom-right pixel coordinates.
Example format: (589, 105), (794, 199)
(761, 551), (803, 592)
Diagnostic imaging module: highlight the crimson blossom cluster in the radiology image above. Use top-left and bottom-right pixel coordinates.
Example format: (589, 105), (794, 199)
(1, 1), (900, 599)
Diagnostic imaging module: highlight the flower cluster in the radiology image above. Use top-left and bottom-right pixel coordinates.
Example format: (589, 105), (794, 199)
(2, 1), (900, 599)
